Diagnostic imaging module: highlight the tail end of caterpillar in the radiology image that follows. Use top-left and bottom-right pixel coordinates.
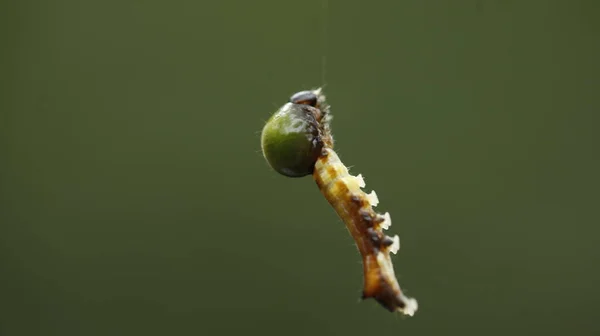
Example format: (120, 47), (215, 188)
(361, 254), (419, 316)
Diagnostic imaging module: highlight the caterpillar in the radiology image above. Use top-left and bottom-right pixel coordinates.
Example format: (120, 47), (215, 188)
(261, 88), (417, 316)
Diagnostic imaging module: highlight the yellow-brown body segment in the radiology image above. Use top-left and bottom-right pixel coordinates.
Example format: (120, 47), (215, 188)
(313, 148), (417, 315)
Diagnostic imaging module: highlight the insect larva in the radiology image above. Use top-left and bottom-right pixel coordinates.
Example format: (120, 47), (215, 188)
(261, 88), (417, 316)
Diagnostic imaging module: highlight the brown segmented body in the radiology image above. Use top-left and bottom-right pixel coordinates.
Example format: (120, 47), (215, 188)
(313, 148), (417, 315)
(275, 88), (417, 316)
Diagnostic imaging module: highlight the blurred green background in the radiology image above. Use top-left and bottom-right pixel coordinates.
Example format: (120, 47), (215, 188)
(2, 0), (599, 335)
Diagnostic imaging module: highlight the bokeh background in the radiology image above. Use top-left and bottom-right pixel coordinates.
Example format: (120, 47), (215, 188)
(2, 0), (599, 335)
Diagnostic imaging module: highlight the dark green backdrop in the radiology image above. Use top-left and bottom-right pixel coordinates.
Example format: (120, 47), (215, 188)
(2, 0), (599, 335)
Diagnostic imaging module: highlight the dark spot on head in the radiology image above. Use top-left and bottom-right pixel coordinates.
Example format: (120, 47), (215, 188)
(290, 90), (318, 107)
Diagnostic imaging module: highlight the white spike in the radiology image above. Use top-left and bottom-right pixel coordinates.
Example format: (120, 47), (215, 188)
(354, 174), (365, 188)
(390, 235), (400, 254)
(367, 190), (379, 207)
(380, 212), (392, 230)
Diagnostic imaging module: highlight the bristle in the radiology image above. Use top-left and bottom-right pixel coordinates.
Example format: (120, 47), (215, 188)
(389, 235), (400, 254)
(354, 174), (365, 188)
(367, 191), (379, 207)
(380, 212), (392, 230)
